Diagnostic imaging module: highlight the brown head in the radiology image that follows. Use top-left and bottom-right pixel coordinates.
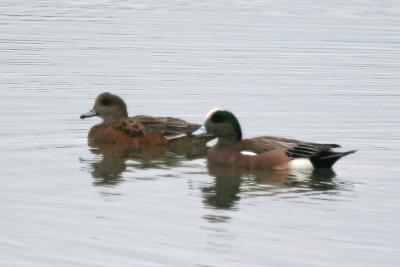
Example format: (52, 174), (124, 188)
(80, 92), (128, 122)
(191, 108), (243, 145)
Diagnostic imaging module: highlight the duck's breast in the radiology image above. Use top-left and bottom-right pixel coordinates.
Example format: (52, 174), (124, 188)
(88, 124), (166, 146)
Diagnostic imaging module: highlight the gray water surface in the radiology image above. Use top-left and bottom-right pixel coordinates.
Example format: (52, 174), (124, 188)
(1, 1), (399, 266)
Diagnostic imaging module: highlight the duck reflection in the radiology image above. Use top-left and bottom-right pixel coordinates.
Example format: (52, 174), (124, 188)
(82, 140), (209, 186)
(202, 164), (338, 211)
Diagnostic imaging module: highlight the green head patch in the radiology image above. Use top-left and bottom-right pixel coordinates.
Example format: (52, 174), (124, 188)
(209, 109), (242, 141)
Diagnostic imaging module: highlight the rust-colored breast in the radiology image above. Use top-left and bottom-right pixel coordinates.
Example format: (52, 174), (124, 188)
(88, 123), (167, 146)
(208, 145), (291, 170)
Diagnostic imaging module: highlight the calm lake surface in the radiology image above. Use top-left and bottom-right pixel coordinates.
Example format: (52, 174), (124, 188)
(1, 1), (399, 266)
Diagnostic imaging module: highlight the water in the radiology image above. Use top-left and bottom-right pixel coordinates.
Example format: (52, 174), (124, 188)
(1, 1), (399, 266)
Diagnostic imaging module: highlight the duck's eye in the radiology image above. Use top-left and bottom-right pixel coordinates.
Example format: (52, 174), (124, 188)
(101, 98), (112, 106)
(211, 112), (224, 123)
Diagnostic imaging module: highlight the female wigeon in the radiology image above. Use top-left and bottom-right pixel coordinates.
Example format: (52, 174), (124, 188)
(80, 92), (206, 146)
(192, 108), (356, 170)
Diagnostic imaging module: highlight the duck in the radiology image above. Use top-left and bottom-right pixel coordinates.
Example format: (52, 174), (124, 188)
(191, 108), (356, 170)
(80, 92), (207, 146)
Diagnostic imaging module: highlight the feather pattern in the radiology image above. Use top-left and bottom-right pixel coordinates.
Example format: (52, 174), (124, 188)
(113, 115), (200, 138)
(235, 135), (354, 168)
(238, 136), (340, 158)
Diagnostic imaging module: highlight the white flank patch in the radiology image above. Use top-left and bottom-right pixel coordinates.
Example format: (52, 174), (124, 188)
(206, 138), (218, 147)
(240, 151), (258, 156)
(288, 158), (314, 169)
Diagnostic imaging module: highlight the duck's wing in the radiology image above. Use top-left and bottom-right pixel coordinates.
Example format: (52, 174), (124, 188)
(240, 136), (341, 157)
(118, 115), (201, 139)
(240, 136), (355, 168)
(113, 117), (147, 137)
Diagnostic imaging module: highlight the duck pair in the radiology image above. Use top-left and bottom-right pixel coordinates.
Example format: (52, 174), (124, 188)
(81, 93), (355, 170)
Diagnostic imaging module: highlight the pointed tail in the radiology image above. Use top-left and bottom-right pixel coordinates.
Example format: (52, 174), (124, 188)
(310, 150), (356, 169)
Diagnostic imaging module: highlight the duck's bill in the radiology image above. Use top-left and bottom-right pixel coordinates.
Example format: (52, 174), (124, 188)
(191, 125), (208, 137)
(80, 109), (97, 119)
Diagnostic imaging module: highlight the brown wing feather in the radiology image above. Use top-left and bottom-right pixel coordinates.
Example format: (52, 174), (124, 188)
(238, 136), (340, 158)
(113, 117), (147, 137)
(113, 115), (200, 138)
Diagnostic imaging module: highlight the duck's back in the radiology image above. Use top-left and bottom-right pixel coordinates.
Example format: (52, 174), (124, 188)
(131, 115), (200, 136)
(238, 136), (340, 154)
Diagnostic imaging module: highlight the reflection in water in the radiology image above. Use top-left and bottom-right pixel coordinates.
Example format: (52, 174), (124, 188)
(289, 168), (339, 191)
(81, 140), (347, 224)
(90, 146), (127, 186)
(80, 141), (209, 186)
(202, 164), (339, 215)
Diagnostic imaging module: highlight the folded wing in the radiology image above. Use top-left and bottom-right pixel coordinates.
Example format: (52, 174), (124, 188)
(114, 115), (201, 139)
(239, 136), (354, 168)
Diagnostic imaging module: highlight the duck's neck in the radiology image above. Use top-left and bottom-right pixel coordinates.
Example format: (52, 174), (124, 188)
(103, 112), (128, 123)
(117, 107), (128, 119)
(217, 135), (240, 145)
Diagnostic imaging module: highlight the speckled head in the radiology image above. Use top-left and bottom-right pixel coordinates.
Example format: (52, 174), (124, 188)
(80, 92), (128, 122)
(192, 108), (242, 144)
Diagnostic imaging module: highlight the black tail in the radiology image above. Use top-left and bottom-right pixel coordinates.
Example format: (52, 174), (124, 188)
(310, 150), (356, 169)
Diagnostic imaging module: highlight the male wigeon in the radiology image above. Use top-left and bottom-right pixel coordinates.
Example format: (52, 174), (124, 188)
(191, 108), (356, 170)
(80, 92), (206, 146)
